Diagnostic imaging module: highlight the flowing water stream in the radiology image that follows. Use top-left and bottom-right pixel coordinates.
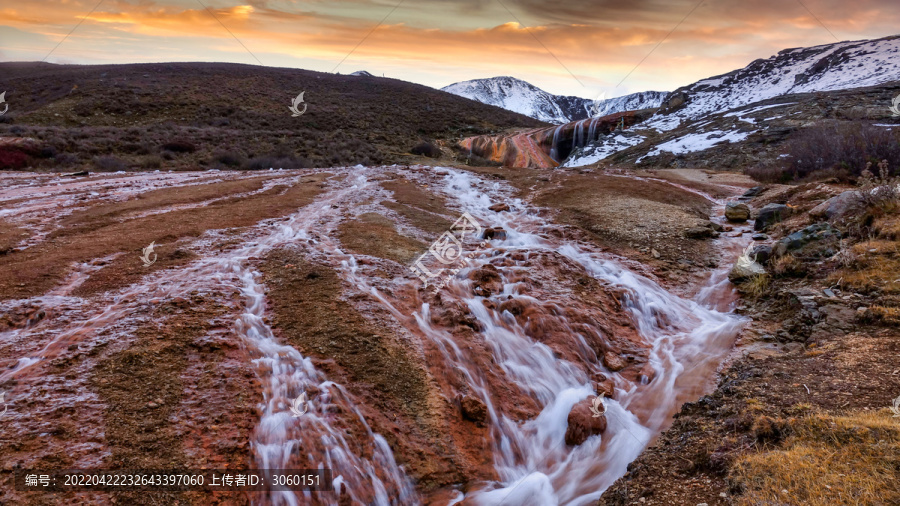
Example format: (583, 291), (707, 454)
(1, 166), (748, 505)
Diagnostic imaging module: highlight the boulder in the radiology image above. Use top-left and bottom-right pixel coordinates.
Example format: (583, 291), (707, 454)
(564, 398), (608, 446)
(739, 186), (765, 200)
(459, 394), (488, 425)
(707, 221), (725, 232)
(482, 227), (508, 240)
(684, 226), (717, 239)
(754, 203), (790, 231)
(728, 247), (767, 282)
(468, 264), (503, 296)
(808, 199), (830, 219)
(725, 202), (751, 222)
(489, 203), (511, 212)
(748, 244), (773, 265)
(602, 351), (627, 371)
(822, 190), (863, 222)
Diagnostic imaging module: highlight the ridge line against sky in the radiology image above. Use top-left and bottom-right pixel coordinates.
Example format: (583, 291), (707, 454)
(0, 0), (897, 98)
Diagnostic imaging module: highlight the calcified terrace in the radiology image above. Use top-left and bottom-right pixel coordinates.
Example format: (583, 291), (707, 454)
(0, 165), (750, 505)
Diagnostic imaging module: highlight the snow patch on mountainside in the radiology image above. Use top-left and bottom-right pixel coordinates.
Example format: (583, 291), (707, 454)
(645, 36), (900, 131)
(637, 130), (751, 162)
(562, 133), (646, 167)
(442, 76), (588, 124)
(590, 92), (668, 117)
(443, 76), (668, 124)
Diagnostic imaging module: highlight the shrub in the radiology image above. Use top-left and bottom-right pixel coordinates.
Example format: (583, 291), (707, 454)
(243, 156), (306, 171)
(739, 273), (771, 299)
(411, 141), (442, 158)
(213, 150), (243, 167)
(749, 122), (900, 182)
(160, 141), (196, 153)
(0, 148), (31, 170)
(54, 152), (80, 167)
(93, 155), (128, 172)
(141, 155), (163, 169)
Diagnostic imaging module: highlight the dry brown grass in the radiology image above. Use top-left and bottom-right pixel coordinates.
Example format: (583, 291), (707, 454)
(771, 254), (805, 277)
(731, 410), (900, 506)
(863, 305), (900, 325)
(874, 214), (900, 240)
(740, 274), (771, 299)
(830, 239), (900, 294)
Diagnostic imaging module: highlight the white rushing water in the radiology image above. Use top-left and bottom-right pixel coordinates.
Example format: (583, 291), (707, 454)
(311, 167), (746, 505)
(0, 171), (418, 506)
(1, 166), (745, 505)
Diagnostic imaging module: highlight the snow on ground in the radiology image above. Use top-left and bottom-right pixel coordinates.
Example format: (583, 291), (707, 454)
(562, 133), (646, 167)
(643, 36), (900, 131)
(723, 103), (797, 118)
(637, 130), (751, 163)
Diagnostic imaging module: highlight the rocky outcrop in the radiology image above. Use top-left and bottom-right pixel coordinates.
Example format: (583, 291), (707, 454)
(754, 203), (790, 231)
(809, 190), (863, 222)
(772, 222), (841, 257)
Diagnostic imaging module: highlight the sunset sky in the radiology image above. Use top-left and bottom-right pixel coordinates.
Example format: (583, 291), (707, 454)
(1, 0), (898, 99)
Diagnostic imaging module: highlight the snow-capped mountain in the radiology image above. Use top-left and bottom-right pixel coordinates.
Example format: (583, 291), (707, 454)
(590, 91), (668, 117)
(647, 35), (900, 131)
(442, 76), (667, 124)
(351, 70), (374, 77)
(441, 76), (589, 124)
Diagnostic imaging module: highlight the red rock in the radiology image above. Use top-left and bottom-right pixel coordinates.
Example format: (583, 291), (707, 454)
(602, 351), (627, 371)
(483, 227), (508, 240)
(565, 398), (608, 446)
(638, 363), (656, 383)
(489, 203), (511, 212)
(468, 264), (503, 296)
(459, 394), (488, 426)
(498, 297), (528, 316)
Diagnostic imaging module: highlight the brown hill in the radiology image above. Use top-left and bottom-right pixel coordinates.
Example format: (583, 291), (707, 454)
(0, 62), (546, 171)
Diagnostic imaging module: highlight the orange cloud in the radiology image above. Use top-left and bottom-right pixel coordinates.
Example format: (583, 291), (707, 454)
(1, 0), (898, 96)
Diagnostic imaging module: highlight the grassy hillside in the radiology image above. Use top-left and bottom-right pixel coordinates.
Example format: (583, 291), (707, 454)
(0, 62), (546, 171)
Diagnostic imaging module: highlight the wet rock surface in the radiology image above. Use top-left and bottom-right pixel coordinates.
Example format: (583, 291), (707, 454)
(724, 202), (751, 222)
(565, 398), (608, 446)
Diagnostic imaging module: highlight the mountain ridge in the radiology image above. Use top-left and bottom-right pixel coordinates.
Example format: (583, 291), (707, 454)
(441, 76), (665, 124)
